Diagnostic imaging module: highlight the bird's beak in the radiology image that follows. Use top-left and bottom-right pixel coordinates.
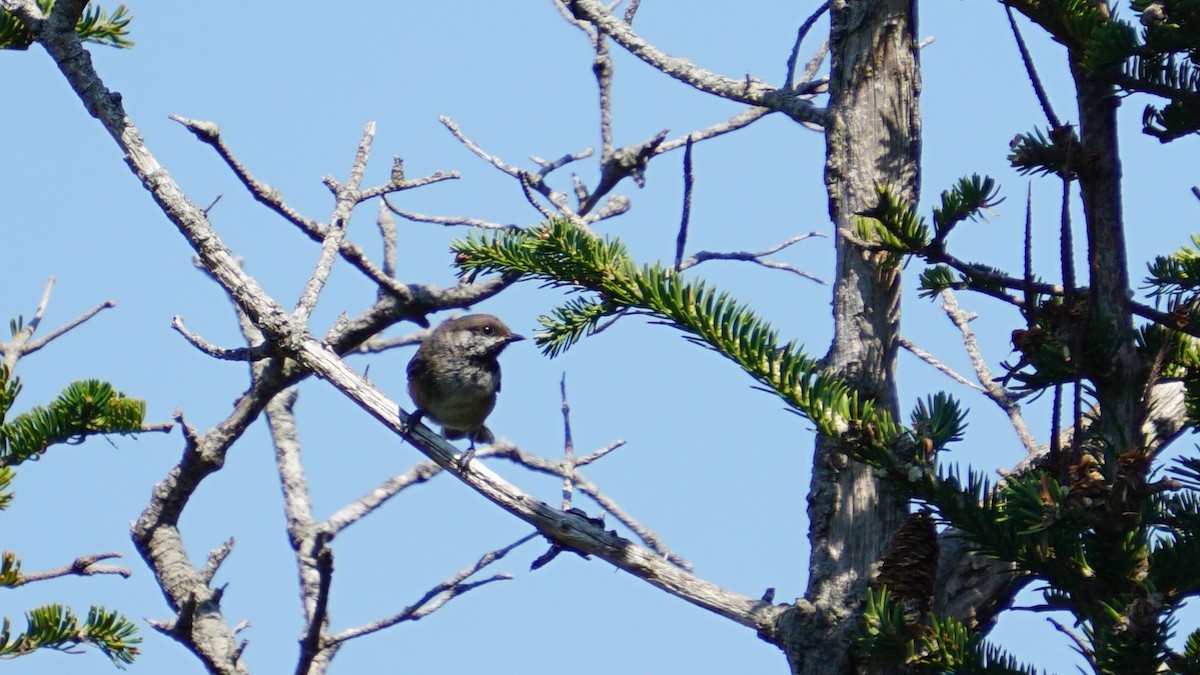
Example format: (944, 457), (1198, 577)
(509, 333), (527, 343)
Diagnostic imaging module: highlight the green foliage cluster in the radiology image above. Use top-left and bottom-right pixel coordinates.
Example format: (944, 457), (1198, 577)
(0, 361), (145, 668)
(0, 373), (146, 466)
(0, 605), (139, 667)
(453, 219), (898, 443)
(450, 141), (1200, 669)
(0, 1), (131, 50)
(1006, 0), (1200, 141)
(859, 587), (1041, 675)
(855, 157), (1200, 672)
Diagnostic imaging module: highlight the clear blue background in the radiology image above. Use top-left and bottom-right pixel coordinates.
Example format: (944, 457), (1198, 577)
(3, 2), (1197, 673)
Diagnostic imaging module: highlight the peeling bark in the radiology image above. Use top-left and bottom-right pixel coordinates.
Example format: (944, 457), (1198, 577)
(783, 2), (921, 673)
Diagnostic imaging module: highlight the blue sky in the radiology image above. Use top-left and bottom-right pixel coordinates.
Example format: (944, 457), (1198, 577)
(3, 2), (1198, 673)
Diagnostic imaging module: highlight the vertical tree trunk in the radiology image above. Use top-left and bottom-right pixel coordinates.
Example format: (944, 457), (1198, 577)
(1071, 62), (1136, 449)
(783, 2), (920, 673)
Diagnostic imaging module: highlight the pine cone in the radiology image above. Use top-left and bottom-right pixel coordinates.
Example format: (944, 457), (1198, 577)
(874, 510), (939, 619)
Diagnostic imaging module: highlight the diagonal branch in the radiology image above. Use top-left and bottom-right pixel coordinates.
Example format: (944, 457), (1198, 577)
(168, 114), (465, 309)
(21, 4), (803, 659)
(326, 533), (537, 646)
(293, 122), (376, 322)
(938, 291), (1038, 455)
(488, 441), (691, 571)
(172, 316), (270, 361)
(677, 233), (828, 283)
(565, 0), (827, 126)
(3, 276), (116, 371)
(17, 551), (130, 584)
(784, 1), (830, 89)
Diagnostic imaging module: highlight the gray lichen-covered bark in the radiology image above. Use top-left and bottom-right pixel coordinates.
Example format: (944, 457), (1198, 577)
(783, 1), (920, 673)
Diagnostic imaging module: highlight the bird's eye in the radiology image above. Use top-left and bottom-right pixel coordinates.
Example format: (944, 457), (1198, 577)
(481, 326), (493, 334)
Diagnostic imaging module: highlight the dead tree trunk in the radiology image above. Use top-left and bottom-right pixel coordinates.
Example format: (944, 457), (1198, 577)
(782, 2), (920, 672)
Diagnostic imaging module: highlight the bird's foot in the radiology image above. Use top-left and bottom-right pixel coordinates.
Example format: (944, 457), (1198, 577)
(456, 442), (477, 471)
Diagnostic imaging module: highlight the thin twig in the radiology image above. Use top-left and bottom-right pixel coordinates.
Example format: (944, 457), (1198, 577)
(899, 337), (984, 391)
(519, 172), (567, 221)
(838, 227), (1042, 308)
(656, 107), (776, 154)
(561, 375), (576, 509)
(25, 276), (55, 337)
(489, 442), (691, 569)
(588, 194), (632, 222)
(383, 199), (514, 230)
(376, 201), (399, 278)
(674, 135), (696, 271)
(18, 552), (130, 584)
(1048, 617), (1096, 668)
(140, 420), (176, 434)
(566, 0), (827, 126)
(327, 534), (536, 645)
(623, 0), (642, 24)
(199, 538), (235, 586)
(1024, 182), (1036, 313)
(350, 329), (427, 356)
(168, 115), (454, 304)
(172, 316), (271, 361)
(939, 292), (1039, 455)
(532, 147), (595, 176)
(168, 116), (324, 232)
(294, 122), (377, 322)
(440, 115), (521, 178)
(325, 444), (506, 534)
(677, 233), (827, 284)
(358, 171), (458, 201)
(575, 440), (627, 467)
(202, 194), (223, 215)
(1006, 6), (1061, 129)
(784, 1), (830, 89)
(17, 299), (116, 365)
(1059, 177), (1076, 296)
(296, 533), (333, 675)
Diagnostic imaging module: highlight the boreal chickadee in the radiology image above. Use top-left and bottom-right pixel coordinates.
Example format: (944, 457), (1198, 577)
(406, 314), (524, 459)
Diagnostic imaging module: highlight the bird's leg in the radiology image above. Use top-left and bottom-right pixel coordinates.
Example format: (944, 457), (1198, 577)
(407, 407), (426, 432)
(456, 438), (477, 471)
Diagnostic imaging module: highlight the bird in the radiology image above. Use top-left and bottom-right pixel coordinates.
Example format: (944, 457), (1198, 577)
(406, 314), (524, 464)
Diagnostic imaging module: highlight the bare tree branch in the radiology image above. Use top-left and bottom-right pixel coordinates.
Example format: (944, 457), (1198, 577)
(565, 0), (827, 126)
(623, 0), (642, 24)
(168, 114), (470, 309)
(899, 337), (985, 392)
(938, 291), (1038, 455)
(488, 441), (691, 570)
(199, 538), (235, 587)
(351, 329), (426, 355)
(17, 551), (131, 584)
(674, 136), (696, 272)
(326, 533), (537, 646)
(4, 277), (116, 370)
(441, 115), (586, 225)
(384, 200), (514, 230)
(575, 440), (626, 467)
(677, 233), (827, 284)
(784, 2), (830, 89)
(19, 4), (804, 665)
(657, 106), (777, 153)
(172, 316), (269, 361)
(560, 375), (577, 509)
(531, 147), (595, 175)
(293, 123), (377, 322)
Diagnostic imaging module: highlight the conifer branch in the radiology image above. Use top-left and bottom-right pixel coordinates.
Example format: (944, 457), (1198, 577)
(452, 218), (894, 441)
